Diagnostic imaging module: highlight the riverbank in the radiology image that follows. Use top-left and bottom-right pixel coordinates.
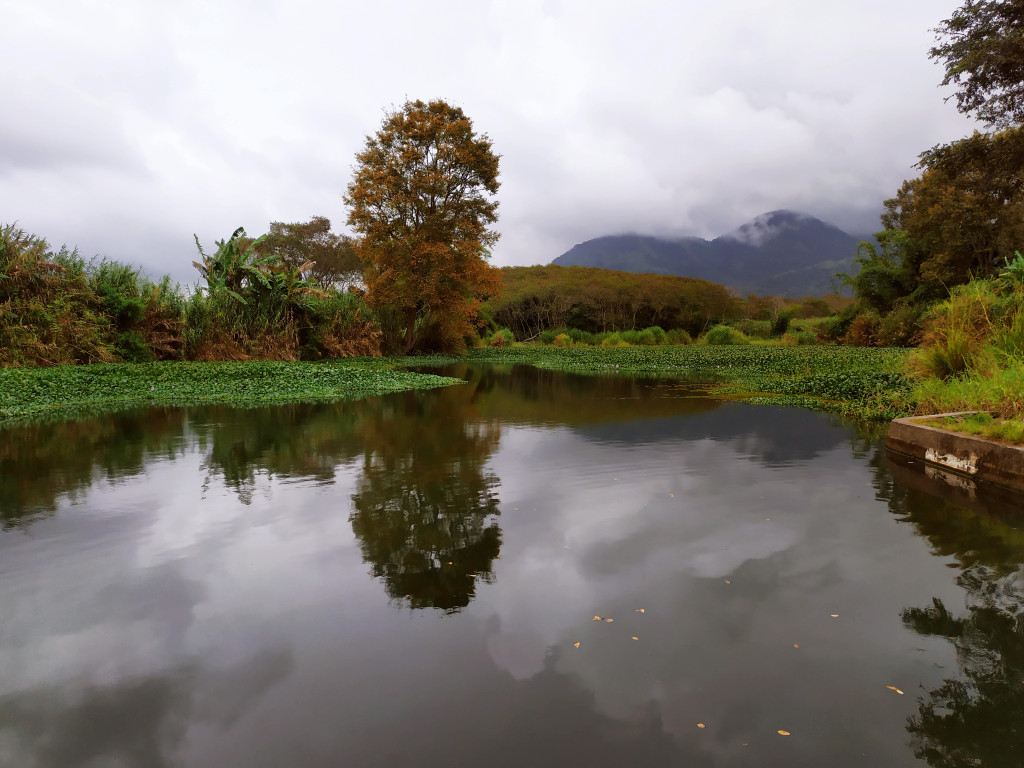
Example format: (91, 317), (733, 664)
(0, 360), (460, 425)
(0, 345), (916, 427)
(419, 345), (916, 421)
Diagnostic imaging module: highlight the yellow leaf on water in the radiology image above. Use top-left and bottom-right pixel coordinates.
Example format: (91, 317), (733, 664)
(793, 643), (800, 648)
(573, 641), (581, 648)
(885, 685), (904, 695)
(724, 580), (732, 584)
(765, 517), (772, 521)
(604, 618), (614, 622)
(697, 723), (706, 728)
(593, 616), (602, 621)
(830, 614), (839, 618)
(669, 493), (675, 497)
(778, 730), (791, 736)
(631, 636), (639, 640)
(634, 608), (645, 613)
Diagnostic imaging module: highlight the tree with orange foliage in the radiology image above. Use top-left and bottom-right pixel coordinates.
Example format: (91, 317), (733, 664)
(344, 100), (501, 353)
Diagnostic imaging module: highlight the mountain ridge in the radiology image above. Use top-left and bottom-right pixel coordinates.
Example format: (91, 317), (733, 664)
(551, 210), (860, 297)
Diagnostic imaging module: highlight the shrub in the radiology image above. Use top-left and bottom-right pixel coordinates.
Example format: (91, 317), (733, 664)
(489, 328), (515, 347)
(665, 328), (692, 345)
(770, 313), (792, 337)
(538, 329), (560, 345)
(845, 313), (880, 347)
(566, 328), (594, 345)
(705, 325), (750, 345)
(600, 332), (627, 347)
(876, 305), (923, 347)
(634, 328), (656, 346)
(553, 333), (573, 347)
(742, 319), (772, 339)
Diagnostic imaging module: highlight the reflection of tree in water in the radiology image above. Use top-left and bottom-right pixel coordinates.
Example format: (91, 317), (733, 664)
(350, 386), (501, 613)
(0, 407), (187, 527)
(196, 403), (365, 504)
(902, 568), (1024, 768)
(871, 446), (1024, 767)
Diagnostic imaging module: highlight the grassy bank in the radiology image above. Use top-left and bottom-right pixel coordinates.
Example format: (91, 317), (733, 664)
(417, 345), (915, 421)
(0, 360), (460, 425)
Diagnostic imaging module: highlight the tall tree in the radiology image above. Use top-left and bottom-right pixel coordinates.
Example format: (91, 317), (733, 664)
(344, 99), (501, 353)
(256, 217), (362, 290)
(931, 0), (1024, 127)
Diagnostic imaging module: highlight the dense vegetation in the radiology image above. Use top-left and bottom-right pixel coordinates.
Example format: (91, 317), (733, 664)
(418, 345), (914, 422)
(0, 360), (459, 424)
(0, 222), (382, 367)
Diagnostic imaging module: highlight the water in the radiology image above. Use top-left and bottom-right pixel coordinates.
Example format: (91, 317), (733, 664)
(1, 364), (1023, 767)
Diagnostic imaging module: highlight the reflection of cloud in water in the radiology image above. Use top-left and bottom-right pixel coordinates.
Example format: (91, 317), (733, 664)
(479, 414), (959, 760)
(577, 402), (849, 466)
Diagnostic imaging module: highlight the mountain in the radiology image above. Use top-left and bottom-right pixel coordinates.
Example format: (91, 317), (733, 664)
(551, 211), (860, 297)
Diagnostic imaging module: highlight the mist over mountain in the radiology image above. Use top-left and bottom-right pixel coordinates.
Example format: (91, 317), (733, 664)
(551, 211), (860, 297)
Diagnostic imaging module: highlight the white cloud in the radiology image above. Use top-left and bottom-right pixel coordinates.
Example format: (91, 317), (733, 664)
(0, 0), (975, 282)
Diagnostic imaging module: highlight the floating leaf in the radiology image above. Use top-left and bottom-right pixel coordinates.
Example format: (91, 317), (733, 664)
(593, 616), (602, 621)
(634, 608), (645, 613)
(573, 641), (581, 648)
(885, 685), (904, 695)
(793, 643), (800, 648)
(765, 517), (772, 521)
(724, 580), (732, 584)
(604, 618), (614, 622)
(669, 493), (675, 497)
(778, 730), (791, 736)
(631, 636), (639, 640)
(830, 614), (839, 618)
(697, 723), (706, 729)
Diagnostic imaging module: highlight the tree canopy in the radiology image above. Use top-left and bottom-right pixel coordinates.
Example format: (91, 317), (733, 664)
(931, 0), (1024, 127)
(255, 217), (362, 290)
(846, 126), (1024, 309)
(344, 99), (501, 353)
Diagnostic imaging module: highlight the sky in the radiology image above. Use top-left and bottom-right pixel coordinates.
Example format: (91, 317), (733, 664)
(2, 0), (977, 285)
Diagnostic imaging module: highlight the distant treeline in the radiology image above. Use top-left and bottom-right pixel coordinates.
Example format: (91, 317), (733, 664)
(486, 265), (841, 340)
(2, 221), (850, 367)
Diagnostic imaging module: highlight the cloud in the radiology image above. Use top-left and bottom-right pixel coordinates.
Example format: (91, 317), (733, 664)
(0, 0), (974, 281)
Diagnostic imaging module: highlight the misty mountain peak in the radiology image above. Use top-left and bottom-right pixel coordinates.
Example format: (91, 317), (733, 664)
(722, 210), (814, 247)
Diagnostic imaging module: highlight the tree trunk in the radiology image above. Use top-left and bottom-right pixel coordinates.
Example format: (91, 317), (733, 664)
(402, 307), (417, 355)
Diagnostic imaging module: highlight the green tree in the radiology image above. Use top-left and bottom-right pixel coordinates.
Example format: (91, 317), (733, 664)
(847, 127), (1024, 307)
(931, 0), (1024, 128)
(344, 99), (501, 354)
(256, 216), (362, 290)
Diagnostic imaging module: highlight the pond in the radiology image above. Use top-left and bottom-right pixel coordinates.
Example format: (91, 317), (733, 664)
(1, 364), (1023, 767)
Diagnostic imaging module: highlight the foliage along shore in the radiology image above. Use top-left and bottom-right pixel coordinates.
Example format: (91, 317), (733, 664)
(0, 360), (459, 425)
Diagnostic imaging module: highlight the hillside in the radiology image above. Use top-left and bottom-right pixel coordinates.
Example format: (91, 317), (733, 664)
(552, 210), (859, 297)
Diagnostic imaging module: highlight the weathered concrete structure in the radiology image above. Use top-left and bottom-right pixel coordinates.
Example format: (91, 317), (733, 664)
(886, 412), (1024, 494)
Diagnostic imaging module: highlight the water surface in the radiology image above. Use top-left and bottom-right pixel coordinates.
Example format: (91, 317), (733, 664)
(2, 364), (1023, 767)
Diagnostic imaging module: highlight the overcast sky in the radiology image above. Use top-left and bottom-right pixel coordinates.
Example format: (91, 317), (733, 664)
(3, 0), (976, 284)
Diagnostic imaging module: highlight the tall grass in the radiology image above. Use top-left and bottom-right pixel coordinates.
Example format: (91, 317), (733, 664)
(1, 223), (381, 367)
(910, 277), (1024, 419)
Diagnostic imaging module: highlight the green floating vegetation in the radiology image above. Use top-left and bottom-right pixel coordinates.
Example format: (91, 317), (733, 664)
(417, 345), (915, 421)
(0, 360), (461, 425)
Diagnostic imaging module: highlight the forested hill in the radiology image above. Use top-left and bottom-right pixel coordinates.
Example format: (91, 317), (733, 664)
(551, 210), (860, 297)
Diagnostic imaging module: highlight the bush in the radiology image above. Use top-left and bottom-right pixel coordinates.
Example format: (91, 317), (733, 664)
(665, 328), (692, 345)
(876, 305), (923, 347)
(634, 328), (656, 346)
(600, 332), (627, 347)
(489, 328), (515, 347)
(705, 325), (750, 345)
(742, 319), (772, 339)
(845, 313), (880, 347)
(538, 329), (560, 345)
(553, 333), (573, 347)
(781, 330), (817, 346)
(566, 328), (594, 345)
(770, 313), (792, 337)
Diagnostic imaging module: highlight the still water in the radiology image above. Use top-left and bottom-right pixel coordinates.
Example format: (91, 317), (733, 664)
(1, 364), (1023, 767)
